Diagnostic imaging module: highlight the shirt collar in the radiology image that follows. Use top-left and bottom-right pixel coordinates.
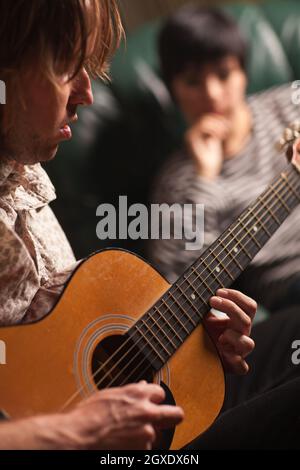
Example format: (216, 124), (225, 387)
(0, 157), (56, 211)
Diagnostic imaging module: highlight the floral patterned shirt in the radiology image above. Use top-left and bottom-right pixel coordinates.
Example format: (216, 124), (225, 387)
(0, 157), (77, 326)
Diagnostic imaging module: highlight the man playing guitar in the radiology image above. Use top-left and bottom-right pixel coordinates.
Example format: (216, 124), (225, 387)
(0, 0), (299, 450)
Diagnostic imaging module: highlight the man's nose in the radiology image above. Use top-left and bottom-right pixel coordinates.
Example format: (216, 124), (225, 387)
(70, 68), (94, 106)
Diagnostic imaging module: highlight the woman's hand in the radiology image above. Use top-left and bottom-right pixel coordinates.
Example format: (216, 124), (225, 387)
(204, 288), (257, 375)
(185, 114), (230, 180)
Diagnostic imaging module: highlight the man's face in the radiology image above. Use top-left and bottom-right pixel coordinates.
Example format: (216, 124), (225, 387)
(171, 56), (247, 125)
(2, 66), (94, 165)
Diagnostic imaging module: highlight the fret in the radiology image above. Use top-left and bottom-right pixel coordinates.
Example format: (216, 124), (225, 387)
(166, 292), (196, 330)
(247, 208), (271, 237)
(191, 266), (215, 296)
(155, 303), (189, 341)
(160, 298), (190, 336)
(218, 238), (244, 271)
(183, 273), (207, 305)
(258, 196), (280, 225)
(134, 322), (166, 362)
(228, 228), (252, 259)
(208, 249), (235, 281)
(200, 256), (224, 286)
(150, 306), (179, 349)
(172, 284), (198, 326)
(141, 317), (173, 357)
(128, 165), (300, 373)
(139, 319), (170, 356)
(238, 218), (262, 249)
(269, 183), (291, 214)
(154, 304), (186, 342)
(282, 172), (300, 202)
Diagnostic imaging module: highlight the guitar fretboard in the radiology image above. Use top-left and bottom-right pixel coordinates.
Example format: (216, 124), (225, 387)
(128, 165), (300, 370)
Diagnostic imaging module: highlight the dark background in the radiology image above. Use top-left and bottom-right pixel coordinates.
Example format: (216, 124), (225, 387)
(45, 0), (300, 261)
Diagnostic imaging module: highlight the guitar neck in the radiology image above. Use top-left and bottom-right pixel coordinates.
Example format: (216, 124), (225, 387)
(129, 165), (300, 371)
(176, 164), (300, 317)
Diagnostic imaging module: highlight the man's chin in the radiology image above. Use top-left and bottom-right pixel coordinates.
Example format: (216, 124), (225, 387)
(41, 145), (59, 163)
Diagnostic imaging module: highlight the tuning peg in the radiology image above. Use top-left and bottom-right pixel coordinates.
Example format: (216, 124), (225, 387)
(276, 122), (300, 152)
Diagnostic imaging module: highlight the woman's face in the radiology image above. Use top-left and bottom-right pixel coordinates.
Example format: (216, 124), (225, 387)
(171, 56), (248, 125)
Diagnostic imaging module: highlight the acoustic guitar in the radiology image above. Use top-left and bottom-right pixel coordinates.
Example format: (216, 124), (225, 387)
(0, 127), (300, 449)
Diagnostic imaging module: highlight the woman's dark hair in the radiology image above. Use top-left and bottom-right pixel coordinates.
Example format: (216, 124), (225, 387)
(158, 6), (248, 89)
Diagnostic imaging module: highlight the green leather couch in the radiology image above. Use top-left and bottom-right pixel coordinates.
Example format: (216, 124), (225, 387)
(46, 0), (300, 260)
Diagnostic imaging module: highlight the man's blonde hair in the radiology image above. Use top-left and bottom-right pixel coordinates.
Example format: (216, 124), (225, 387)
(0, 0), (123, 126)
(0, 0), (122, 79)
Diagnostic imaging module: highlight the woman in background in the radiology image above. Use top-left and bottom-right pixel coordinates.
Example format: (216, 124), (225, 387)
(149, 6), (300, 313)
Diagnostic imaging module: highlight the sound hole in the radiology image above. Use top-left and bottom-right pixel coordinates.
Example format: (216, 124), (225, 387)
(91, 334), (177, 450)
(91, 334), (154, 389)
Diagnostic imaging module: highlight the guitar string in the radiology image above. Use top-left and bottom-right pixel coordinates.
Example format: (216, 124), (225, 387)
(60, 168), (298, 411)
(108, 170), (300, 388)
(95, 168), (300, 387)
(93, 168), (299, 383)
(60, 168), (298, 410)
(60, 167), (299, 411)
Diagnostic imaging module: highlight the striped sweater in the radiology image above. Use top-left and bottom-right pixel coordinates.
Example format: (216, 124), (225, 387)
(148, 83), (300, 310)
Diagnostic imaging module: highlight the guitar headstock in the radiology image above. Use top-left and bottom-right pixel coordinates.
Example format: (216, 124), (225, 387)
(277, 121), (300, 172)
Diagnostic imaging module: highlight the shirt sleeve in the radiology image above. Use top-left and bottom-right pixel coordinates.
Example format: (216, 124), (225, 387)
(0, 218), (78, 326)
(21, 262), (80, 324)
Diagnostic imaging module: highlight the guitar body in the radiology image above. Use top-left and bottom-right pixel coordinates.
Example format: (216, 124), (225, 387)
(0, 249), (225, 449)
